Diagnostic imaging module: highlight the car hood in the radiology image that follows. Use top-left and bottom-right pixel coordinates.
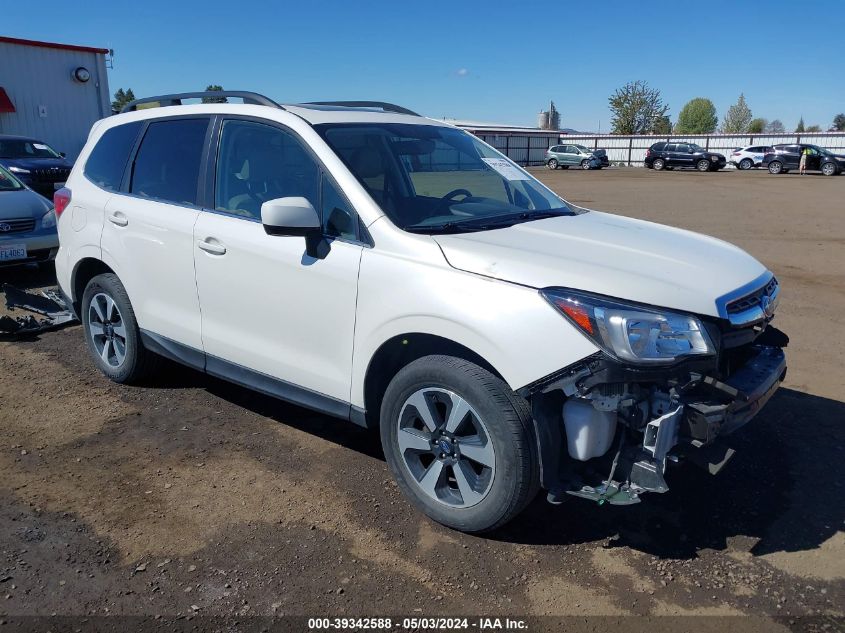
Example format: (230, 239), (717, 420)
(0, 157), (72, 170)
(432, 211), (767, 318)
(0, 188), (53, 219)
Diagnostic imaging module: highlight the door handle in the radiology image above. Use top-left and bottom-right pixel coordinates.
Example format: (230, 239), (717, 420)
(197, 239), (226, 255)
(108, 212), (128, 227)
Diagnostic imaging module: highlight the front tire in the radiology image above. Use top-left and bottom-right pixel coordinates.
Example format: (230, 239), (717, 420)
(81, 273), (159, 384)
(697, 159), (711, 172)
(739, 158), (753, 170)
(380, 355), (539, 532)
(768, 161), (783, 174)
(580, 159), (591, 170)
(822, 162), (837, 176)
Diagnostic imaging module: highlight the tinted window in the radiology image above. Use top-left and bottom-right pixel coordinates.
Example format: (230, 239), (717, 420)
(214, 119), (319, 220)
(130, 118), (209, 206)
(322, 175), (357, 240)
(651, 142), (666, 151)
(0, 138), (61, 159)
(664, 144), (677, 152)
(84, 121), (142, 191)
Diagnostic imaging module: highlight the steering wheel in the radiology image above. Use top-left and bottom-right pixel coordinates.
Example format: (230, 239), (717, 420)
(433, 188), (474, 214)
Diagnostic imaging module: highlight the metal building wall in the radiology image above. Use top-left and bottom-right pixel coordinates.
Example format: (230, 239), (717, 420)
(560, 133), (845, 167)
(0, 41), (110, 160)
(469, 131), (560, 166)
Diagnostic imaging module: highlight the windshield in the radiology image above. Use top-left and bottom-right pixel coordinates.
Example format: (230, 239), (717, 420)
(315, 123), (576, 233)
(689, 143), (704, 152)
(0, 165), (24, 191)
(0, 138), (61, 159)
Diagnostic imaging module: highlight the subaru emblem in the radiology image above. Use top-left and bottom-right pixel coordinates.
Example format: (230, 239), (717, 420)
(0, 223), (10, 232)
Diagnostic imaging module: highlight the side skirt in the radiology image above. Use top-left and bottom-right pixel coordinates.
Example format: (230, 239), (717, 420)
(139, 330), (369, 427)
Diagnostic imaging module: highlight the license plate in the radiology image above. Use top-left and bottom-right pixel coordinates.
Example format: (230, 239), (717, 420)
(0, 243), (27, 261)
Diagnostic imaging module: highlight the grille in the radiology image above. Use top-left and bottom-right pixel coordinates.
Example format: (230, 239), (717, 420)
(0, 218), (36, 234)
(726, 276), (778, 315)
(31, 167), (71, 182)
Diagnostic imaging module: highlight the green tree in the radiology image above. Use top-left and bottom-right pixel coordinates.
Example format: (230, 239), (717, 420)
(748, 118), (767, 134)
(608, 80), (669, 135)
(675, 98), (718, 134)
(722, 94), (753, 133)
(111, 87), (136, 114)
(805, 124), (822, 133)
(831, 113), (844, 131)
(202, 84), (228, 104)
(651, 115), (672, 135)
(766, 119), (785, 134)
(795, 117), (805, 133)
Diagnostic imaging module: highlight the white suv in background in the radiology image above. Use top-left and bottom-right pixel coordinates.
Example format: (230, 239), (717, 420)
(54, 92), (787, 532)
(729, 144), (774, 170)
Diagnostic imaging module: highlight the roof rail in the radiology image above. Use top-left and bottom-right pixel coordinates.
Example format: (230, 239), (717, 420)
(303, 101), (420, 116)
(121, 91), (282, 113)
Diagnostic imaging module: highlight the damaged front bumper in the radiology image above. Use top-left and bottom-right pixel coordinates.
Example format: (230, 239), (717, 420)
(526, 331), (788, 507)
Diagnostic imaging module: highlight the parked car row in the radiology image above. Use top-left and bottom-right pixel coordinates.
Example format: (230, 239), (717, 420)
(644, 141), (844, 176)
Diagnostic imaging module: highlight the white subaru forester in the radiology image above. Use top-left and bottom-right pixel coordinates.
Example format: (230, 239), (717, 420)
(54, 92), (786, 532)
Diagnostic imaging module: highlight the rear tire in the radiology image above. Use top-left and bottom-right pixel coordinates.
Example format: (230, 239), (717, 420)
(547, 159), (558, 170)
(768, 161), (783, 174)
(652, 158), (665, 171)
(81, 273), (160, 384)
(739, 158), (753, 170)
(380, 355), (539, 533)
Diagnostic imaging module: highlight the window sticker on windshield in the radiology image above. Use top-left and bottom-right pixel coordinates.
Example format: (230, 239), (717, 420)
(481, 157), (530, 181)
(32, 143), (49, 150)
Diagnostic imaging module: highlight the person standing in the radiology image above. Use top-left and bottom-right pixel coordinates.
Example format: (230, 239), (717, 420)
(800, 146), (810, 175)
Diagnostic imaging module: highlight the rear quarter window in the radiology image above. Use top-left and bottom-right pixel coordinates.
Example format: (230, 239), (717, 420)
(83, 121), (143, 191)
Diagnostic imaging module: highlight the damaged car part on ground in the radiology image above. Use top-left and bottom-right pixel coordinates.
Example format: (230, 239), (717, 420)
(0, 284), (77, 338)
(525, 276), (786, 506)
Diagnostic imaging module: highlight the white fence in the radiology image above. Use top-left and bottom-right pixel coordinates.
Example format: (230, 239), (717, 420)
(558, 133), (845, 166)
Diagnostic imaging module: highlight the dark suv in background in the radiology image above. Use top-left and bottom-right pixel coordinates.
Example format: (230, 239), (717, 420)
(644, 142), (726, 172)
(0, 135), (73, 198)
(763, 144), (845, 176)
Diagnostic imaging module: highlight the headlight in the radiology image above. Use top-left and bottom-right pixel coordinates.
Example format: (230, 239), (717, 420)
(542, 288), (715, 365)
(41, 209), (56, 229)
(711, 155), (720, 161)
(8, 166), (31, 175)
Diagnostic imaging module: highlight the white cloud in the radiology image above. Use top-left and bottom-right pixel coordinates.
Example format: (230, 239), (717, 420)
(456, 68), (469, 77)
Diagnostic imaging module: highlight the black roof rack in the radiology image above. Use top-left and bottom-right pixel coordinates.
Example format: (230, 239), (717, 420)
(303, 101), (420, 116)
(121, 91), (282, 113)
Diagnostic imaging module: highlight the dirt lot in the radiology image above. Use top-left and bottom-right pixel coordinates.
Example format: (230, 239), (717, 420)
(0, 168), (843, 630)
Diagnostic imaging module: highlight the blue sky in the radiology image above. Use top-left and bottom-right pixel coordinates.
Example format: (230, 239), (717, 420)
(5, 1), (844, 131)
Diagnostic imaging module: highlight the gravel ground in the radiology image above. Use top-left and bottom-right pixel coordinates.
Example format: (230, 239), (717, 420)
(0, 167), (842, 631)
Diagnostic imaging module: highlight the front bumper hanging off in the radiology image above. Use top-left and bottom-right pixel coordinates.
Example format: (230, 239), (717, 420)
(536, 341), (787, 507)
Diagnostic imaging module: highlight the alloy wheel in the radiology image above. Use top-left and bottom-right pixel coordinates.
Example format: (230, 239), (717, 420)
(396, 387), (495, 508)
(87, 292), (127, 367)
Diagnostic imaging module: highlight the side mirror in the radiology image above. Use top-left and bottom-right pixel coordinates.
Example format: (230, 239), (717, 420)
(60, 152), (67, 158)
(688, 148), (694, 154)
(260, 196), (328, 259)
(260, 197), (320, 237)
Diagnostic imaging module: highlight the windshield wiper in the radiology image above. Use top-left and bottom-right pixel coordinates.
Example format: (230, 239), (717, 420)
(404, 209), (576, 234)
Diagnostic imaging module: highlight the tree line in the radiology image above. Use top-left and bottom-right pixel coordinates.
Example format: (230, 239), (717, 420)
(608, 80), (844, 135)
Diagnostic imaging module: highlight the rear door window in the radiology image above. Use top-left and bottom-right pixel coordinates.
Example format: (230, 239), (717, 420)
(129, 118), (210, 206)
(84, 121), (143, 191)
(651, 142), (666, 151)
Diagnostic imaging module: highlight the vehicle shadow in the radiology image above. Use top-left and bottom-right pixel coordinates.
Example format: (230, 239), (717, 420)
(492, 387), (845, 560)
(156, 358), (844, 562)
(0, 262), (56, 292)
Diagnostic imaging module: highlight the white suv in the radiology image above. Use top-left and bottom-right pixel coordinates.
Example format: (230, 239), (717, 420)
(54, 92), (787, 532)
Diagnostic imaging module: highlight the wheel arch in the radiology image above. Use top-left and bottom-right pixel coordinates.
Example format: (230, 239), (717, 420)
(71, 258), (116, 314)
(362, 333), (505, 429)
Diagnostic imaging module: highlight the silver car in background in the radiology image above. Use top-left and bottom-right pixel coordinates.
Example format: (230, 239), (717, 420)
(0, 165), (58, 267)
(545, 144), (604, 170)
